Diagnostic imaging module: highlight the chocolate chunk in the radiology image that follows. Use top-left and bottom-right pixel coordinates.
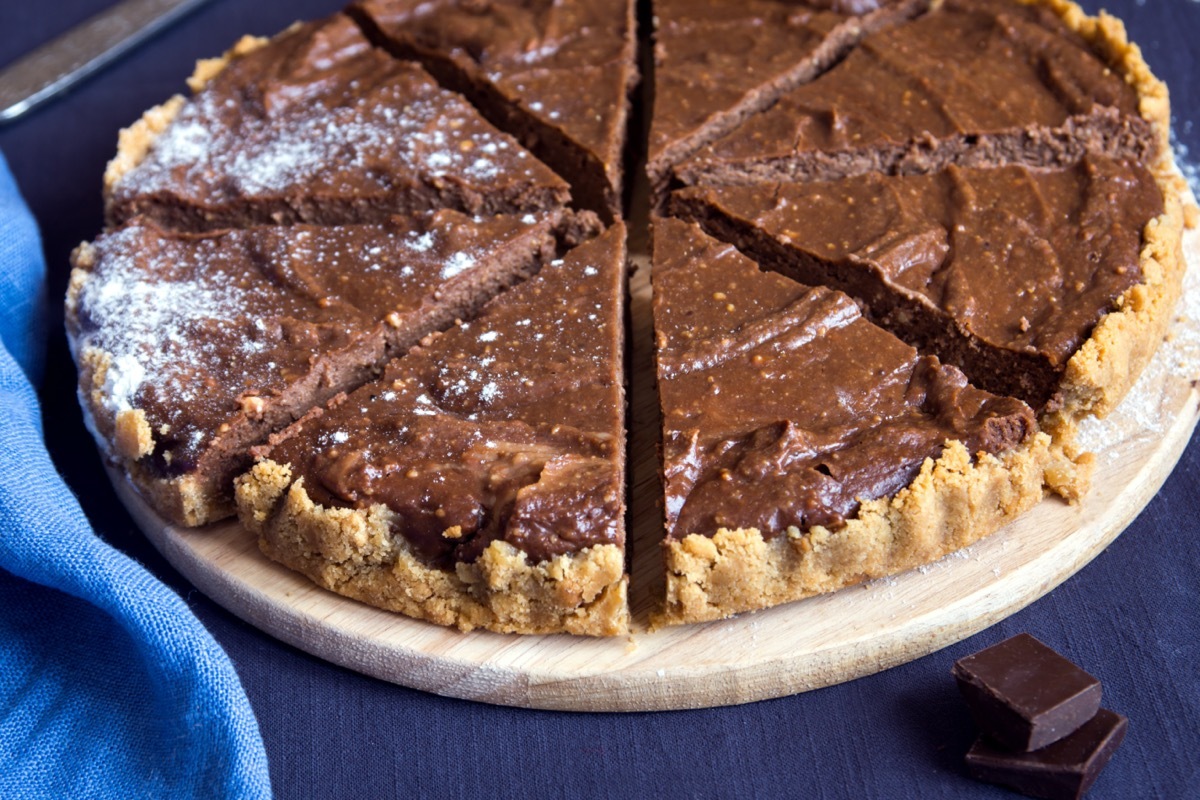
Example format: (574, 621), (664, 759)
(965, 708), (1128, 800)
(953, 634), (1102, 752)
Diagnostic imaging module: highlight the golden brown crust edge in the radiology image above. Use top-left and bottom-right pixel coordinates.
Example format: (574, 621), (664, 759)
(655, 434), (1065, 627)
(101, 35), (270, 201)
(81, 35), (278, 527)
(67, 245), (228, 527)
(1029, 0), (1188, 433)
(234, 460), (630, 636)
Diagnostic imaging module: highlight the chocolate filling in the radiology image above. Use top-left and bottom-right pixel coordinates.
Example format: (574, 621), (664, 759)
(653, 218), (1035, 541)
(672, 0), (1156, 192)
(669, 156), (1164, 408)
(107, 14), (571, 232)
(71, 209), (589, 521)
(258, 226), (628, 568)
(647, 0), (929, 201)
(349, 0), (638, 222)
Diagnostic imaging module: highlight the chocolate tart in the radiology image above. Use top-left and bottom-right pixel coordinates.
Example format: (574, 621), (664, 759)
(647, 0), (929, 203)
(670, 155), (1183, 420)
(651, 217), (1073, 625)
(67, 209), (581, 527)
(350, 0), (638, 222)
(236, 225), (628, 635)
(68, 0), (1187, 636)
(105, 14), (571, 231)
(672, 0), (1167, 191)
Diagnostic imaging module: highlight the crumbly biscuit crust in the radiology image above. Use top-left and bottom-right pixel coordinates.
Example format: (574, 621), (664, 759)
(1026, 0), (1187, 431)
(236, 460), (630, 636)
(657, 434), (1066, 626)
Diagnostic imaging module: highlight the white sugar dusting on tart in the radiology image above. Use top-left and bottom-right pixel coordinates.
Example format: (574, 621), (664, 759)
(115, 82), (536, 200)
(77, 227), (250, 412)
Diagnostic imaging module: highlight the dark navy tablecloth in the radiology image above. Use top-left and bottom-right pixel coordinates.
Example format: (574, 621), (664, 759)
(3, 1), (1197, 797)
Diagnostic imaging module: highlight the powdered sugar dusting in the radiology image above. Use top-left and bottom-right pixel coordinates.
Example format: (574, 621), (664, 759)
(78, 228), (249, 412)
(442, 251), (476, 279)
(115, 70), (545, 203)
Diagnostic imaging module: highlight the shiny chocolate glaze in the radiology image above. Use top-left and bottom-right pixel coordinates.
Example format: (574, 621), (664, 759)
(653, 218), (1034, 540)
(261, 226), (627, 567)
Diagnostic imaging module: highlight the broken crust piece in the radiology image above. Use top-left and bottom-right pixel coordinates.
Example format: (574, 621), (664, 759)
(238, 461), (627, 636)
(657, 434), (1056, 626)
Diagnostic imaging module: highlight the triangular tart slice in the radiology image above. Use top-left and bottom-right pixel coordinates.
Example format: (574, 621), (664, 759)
(237, 225), (628, 636)
(67, 208), (583, 526)
(648, 0), (928, 199)
(674, 0), (1165, 190)
(349, 0), (638, 222)
(652, 218), (1059, 625)
(105, 14), (570, 230)
(670, 154), (1180, 416)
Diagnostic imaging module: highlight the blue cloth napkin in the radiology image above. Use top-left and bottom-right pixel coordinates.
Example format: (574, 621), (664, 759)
(0, 153), (272, 799)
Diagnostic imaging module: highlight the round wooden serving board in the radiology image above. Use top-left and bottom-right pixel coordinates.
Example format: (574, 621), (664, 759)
(114, 206), (1200, 713)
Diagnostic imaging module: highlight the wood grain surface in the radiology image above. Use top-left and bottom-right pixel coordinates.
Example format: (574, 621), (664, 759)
(113, 198), (1200, 713)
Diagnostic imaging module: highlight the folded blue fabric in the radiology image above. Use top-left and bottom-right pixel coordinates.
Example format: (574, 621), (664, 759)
(0, 152), (272, 799)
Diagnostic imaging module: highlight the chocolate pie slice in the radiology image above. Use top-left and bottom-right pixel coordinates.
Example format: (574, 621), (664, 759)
(350, 0), (638, 221)
(105, 14), (570, 231)
(673, 0), (1167, 191)
(652, 218), (1062, 625)
(67, 209), (583, 526)
(647, 0), (928, 200)
(670, 155), (1183, 418)
(236, 225), (628, 635)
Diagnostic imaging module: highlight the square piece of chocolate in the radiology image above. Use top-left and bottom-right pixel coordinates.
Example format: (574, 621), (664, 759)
(965, 708), (1129, 800)
(953, 634), (1102, 752)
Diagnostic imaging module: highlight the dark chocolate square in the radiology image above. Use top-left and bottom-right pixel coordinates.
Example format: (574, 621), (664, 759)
(953, 633), (1102, 752)
(965, 708), (1128, 800)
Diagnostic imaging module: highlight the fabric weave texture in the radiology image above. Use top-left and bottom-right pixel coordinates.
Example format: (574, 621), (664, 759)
(0, 151), (272, 800)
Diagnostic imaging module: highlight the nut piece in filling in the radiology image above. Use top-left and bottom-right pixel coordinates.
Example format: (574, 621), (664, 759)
(652, 218), (1060, 626)
(674, 0), (1162, 189)
(670, 155), (1168, 413)
(66, 209), (575, 527)
(105, 13), (571, 231)
(351, 0), (638, 222)
(648, 0), (929, 200)
(236, 225), (629, 636)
